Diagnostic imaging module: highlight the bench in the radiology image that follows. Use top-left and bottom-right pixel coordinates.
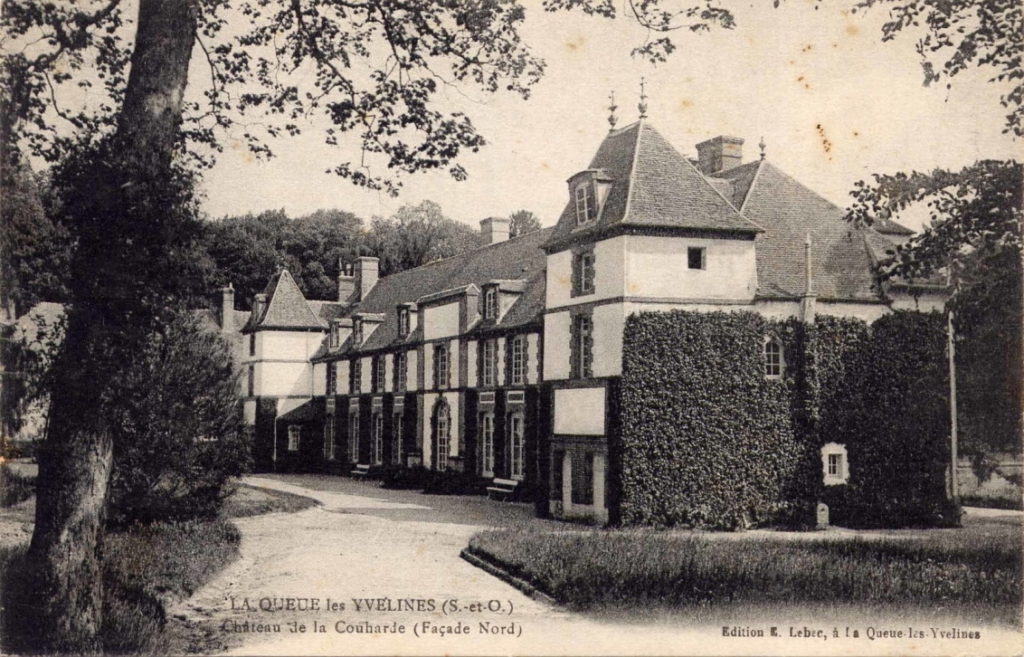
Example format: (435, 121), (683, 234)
(486, 478), (519, 501)
(350, 464), (370, 478)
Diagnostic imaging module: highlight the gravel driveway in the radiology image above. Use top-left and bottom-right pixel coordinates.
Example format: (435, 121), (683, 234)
(170, 474), (1023, 656)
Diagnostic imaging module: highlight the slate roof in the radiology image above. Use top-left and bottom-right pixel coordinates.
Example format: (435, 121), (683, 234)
(725, 161), (882, 300)
(245, 269), (327, 331)
(544, 121), (760, 250)
(333, 227), (551, 356)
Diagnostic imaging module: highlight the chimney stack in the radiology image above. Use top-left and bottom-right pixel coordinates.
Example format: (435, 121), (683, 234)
(480, 217), (510, 245)
(356, 256), (379, 301)
(220, 283), (235, 332)
(695, 136), (744, 175)
(338, 260), (356, 302)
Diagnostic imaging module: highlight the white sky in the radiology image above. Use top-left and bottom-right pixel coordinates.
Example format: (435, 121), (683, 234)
(197, 1), (1020, 231)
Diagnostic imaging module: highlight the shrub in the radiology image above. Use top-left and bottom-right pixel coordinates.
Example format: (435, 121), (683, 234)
(105, 312), (252, 526)
(422, 469), (487, 496)
(0, 464), (35, 507)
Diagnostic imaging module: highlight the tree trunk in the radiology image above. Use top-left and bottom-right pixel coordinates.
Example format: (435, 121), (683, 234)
(25, 0), (198, 651)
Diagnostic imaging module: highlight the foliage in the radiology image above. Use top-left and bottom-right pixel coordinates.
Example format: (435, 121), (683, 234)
(365, 201), (483, 276)
(0, 464), (35, 507)
(105, 311), (251, 526)
(619, 311), (810, 529)
(1, 518), (241, 654)
(508, 209), (542, 237)
(468, 525), (1021, 614)
(380, 464), (487, 495)
(619, 310), (952, 529)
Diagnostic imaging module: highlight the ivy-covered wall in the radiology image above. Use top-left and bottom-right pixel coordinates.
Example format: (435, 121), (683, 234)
(618, 310), (952, 530)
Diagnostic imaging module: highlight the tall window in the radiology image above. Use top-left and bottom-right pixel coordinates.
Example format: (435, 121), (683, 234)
(398, 308), (410, 337)
(348, 412), (360, 462)
(287, 425), (300, 452)
(509, 414), (525, 480)
(571, 451), (593, 505)
(574, 182), (595, 225)
(764, 336), (784, 379)
(483, 288), (498, 320)
(392, 413), (404, 465)
(248, 364), (255, 396)
(372, 356), (385, 392)
(570, 314), (593, 379)
(433, 402), (450, 471)
(330, 323), (340, 348)
(371, 412), (383, 465)
(433, 343), (449, 390)
(509, 335), (526, 385)
(394, 351), (407, 393)
(350, 359), (362, 394)
(326, 363), (336, 395)
(572, 250), (595, 296)
(324, 416), (335, 460)
(249, 333), (256, 356)
(479, 412), (495, 477)
(481, 339), (497, 387)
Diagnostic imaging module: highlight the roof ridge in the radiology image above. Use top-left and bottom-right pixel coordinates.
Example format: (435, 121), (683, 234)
(681, 143), (765, 232)
(739, 160), (764, 215)
(620, 120), (645, 224)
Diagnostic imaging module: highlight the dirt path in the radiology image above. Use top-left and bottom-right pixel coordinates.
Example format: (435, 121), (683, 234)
(172, 475), (1022, 656)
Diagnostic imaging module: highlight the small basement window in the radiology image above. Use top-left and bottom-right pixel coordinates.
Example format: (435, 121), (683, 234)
(821, 443), (849, 486)
(687, 247), (706, 270)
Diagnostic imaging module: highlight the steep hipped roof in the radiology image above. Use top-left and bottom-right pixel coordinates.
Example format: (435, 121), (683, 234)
(545, 121), (760, 250)
(246, 269), (326, 331)
(338, 228), (552, 355)
(730, 161), (881, 300)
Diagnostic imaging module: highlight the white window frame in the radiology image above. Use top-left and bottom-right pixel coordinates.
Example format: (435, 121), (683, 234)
(394, 351), (407, 393)
(574, 182), (590, 226)
(287, 425), (300, 452)
(324, 416), (335, 460)
(580, 252), (595, 294)
(509, 413), (525, 480)
(510, 335), (525, 385)
(392, 413), (403, 465)
(349, 412), (360, 462)
(371, 412), (384, 465)
(398, 308), (410, 337)
(482, 339), (497, 387)
(435, 404), (450, 471)
(484, 288), (498, 320)
(434, 343), (449, 389)
(330, 323), (340, 349)
(479, 412), (495, 477)
(373, 356), (385, 392)
(764, 335), (784, 379)
(821, 442), (849, 486)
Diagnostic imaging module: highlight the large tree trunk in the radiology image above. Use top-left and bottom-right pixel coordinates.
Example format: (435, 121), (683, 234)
(25, 0), (198, 651)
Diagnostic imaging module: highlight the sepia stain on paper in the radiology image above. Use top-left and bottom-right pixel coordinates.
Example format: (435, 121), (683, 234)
(797, 76), (811, 90)
(564, 35), (585, 53)
(816, 123), (834, 160)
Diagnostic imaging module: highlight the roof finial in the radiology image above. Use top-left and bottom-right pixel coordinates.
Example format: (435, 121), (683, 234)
(607, 91), (618, 130)
(638, 77), (648, 120)
(759, 136), (767, 160)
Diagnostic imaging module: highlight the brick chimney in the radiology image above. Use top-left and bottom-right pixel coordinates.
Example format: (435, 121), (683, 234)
(337, 260), (355, 302)
(480, 216), (510, 245)
(219, 284), (235, 332)
(696, 136), (744, 175)
(356, 256), (379, 301)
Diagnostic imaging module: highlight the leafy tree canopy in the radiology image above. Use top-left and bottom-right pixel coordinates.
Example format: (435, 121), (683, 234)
(508, 209), (542, 237)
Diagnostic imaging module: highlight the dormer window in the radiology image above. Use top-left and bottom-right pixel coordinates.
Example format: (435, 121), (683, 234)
(352, 319), (363, 345)
(483, 287), (498, 320)
(398, 307), (410, 337)
(330, 322), (341, 349)
(574, 182), (594, 226)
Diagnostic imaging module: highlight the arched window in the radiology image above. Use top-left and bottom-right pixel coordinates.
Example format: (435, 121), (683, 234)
(433, 401), (450, 471)
(371, 412), (384, 465)
(479, 412), (495, 477)
(763, 335), (784, 379)
(509, 413), (525, 480)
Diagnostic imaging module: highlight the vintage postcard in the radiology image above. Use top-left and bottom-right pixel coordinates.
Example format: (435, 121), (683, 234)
(1, 0), (1021, 655)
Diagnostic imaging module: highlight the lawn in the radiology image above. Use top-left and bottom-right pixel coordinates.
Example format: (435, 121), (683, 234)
(0, 480), (318, 654)
(467, 520), (1022, 623)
